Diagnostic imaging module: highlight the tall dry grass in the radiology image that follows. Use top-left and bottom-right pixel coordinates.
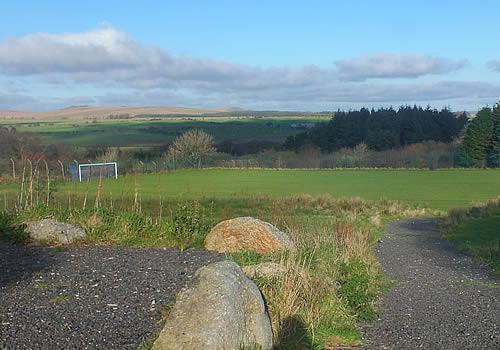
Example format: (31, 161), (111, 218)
(234, 195), (429, 348)
(442, 196), (500, 232)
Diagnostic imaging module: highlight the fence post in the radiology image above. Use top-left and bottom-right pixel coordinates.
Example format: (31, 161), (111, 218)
(57, 160), (65, 180)
(10, 158), (16, 179)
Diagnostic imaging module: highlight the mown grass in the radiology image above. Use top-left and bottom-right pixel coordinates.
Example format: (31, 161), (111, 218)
(441, 197), (500, 274)
(2, 169), (498, 211)
(48, 168), (500, 210)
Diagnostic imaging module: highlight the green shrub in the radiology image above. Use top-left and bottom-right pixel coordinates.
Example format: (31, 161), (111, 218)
(0, 212), (29, 243)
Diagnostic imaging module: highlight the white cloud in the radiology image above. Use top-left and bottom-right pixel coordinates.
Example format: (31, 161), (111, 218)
(0, 26), (336, 90)
(335, 54), (465, 81)
(487, 60), (500, 72)
(0, 26), (462, 90)
(0, 93), (37, 106)
(0, 26), (494, 111)
(0, 26), (146, 74)
(2, 79), (499, 112)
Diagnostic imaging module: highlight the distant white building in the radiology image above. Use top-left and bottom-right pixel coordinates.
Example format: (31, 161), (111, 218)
(290, 123), (316, 130)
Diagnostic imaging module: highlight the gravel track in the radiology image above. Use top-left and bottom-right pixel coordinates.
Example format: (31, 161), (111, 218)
(0, 244), (223, 349)
(361, 218), (499, 350)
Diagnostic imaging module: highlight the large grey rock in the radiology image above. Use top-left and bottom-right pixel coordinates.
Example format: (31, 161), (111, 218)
(204, 217), (296, 254)
(25, 219), (86, 244)
(153, 260), (273, 350)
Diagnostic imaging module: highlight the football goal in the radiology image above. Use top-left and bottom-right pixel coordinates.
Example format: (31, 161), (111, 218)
(78, 162), (118, 182)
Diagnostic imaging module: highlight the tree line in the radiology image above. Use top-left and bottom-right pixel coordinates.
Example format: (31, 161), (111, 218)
(1, 103), (499, 177)
(284, 106), (468, 152)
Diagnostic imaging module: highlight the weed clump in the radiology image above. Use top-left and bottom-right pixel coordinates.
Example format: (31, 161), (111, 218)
(0, 212), (28, 243)
(173, 200), (212, 249)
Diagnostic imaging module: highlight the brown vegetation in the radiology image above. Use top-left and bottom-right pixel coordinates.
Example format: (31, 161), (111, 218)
(0, 106), (230, 121)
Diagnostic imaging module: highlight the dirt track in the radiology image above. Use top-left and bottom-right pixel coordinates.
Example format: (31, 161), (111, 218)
(361, 218), (499, 349)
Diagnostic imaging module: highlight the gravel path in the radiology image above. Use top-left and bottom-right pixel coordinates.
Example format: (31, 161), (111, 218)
(0, 243), (223, 349)
(361, 218), (499, 350)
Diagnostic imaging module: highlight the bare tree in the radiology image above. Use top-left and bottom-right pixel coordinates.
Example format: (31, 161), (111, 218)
(353, 143), (370, 164)
(167, 130), (216, 168)
(97, 147), (119, 163)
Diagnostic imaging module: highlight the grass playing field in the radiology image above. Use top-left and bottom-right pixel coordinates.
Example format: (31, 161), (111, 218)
(54, 168), (500, 210)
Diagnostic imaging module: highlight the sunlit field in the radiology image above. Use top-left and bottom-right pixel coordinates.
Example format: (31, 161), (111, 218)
(2, 117), (327, 147)
(51, 168), (500, 210)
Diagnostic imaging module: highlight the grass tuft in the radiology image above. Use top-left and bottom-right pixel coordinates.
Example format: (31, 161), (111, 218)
(441, 197), (500, 274)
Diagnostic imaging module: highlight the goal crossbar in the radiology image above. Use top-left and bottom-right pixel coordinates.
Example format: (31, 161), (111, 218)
(78, 162), (118, 182)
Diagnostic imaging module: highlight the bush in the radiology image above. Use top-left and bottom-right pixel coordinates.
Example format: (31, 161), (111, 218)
(167, 130), (216, 168)
(0, 212), (29, 243)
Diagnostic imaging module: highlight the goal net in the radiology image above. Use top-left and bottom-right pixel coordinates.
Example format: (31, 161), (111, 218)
(78, 162), (118, 182)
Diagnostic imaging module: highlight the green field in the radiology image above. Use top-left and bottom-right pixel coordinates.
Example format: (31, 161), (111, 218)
(52, 168), (500, 210)
(2, 117), (326, 147)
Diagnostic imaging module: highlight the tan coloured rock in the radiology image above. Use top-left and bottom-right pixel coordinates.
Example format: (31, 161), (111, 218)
(204, 217), (295, 254)
(153, 260), (273, 350)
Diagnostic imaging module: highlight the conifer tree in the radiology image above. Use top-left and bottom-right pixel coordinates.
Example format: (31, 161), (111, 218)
(460, 107), (493, 166)
(486, 103), (500, 167)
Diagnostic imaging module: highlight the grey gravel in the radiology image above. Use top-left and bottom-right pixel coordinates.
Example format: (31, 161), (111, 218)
(0, 243), (223, 349)
(361, 218), (500, 350)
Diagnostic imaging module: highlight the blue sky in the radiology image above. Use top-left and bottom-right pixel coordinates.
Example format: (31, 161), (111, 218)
(0, 0), (499, 111)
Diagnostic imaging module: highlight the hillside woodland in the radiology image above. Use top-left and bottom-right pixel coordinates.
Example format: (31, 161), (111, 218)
(1, 104), (499, 178)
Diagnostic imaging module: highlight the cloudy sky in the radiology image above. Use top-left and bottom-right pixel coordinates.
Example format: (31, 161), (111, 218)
(1, 0), (499, 111)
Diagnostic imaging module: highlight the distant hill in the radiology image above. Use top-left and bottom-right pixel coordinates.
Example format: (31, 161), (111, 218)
(0, 106), (233, 120)
(1, 105), (470, 121)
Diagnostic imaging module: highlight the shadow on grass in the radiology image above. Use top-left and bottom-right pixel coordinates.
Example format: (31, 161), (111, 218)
(275, 315), (316, 350)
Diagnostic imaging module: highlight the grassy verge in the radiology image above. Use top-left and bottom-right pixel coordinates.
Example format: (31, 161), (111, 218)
(0, 193), (435, 348)
(441, 197), (500, 274)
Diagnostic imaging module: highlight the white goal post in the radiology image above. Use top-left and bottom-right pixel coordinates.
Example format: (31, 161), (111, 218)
(78, 162), (118, 182)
